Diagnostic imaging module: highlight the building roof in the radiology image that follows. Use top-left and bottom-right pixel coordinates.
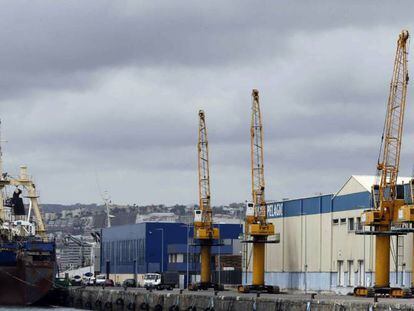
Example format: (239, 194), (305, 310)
(335, 175), (411, 197)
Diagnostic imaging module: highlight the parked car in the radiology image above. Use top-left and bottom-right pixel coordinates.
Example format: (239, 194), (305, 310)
(122, 278), (136, 288)
(104, 279), (115, 287)
(87, 276), (96, 286)
(82, 272), (95, 286)
(95, 275), (106, 286)
(71, 275), (82, 286)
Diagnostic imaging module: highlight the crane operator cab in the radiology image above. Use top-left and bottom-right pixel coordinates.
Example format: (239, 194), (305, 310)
(245, 201), (255, 223)
(246, 202), (254, 216)
(194, 209), (202, 223)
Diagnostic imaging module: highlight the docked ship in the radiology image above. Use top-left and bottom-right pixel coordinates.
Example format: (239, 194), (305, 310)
(0, 141), (56, 305)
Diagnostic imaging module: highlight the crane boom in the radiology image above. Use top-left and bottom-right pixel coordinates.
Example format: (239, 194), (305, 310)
(378, 29), (409, 204)
(251, 89), (267, 223)
(198, 110), (212, 226)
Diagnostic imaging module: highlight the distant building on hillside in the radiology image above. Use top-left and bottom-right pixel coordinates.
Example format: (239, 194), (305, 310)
(58, 235), (94, 272)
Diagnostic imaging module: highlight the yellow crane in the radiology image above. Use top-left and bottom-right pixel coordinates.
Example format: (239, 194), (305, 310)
(189, 110), (221, 291)
(238, 89), (279, 293)
(355, 30), (410, 298)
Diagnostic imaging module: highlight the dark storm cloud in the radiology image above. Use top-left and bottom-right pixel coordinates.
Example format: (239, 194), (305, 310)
(1, 1), (414, 204)
(0, 1), (411, 95)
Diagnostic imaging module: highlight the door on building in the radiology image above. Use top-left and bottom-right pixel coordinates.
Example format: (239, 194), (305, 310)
(337, 260), (344, 287)
(347, 260), (354, 287)
(357, 260), (365, 286)
(179, 274), (185, 289)
(106, 261), (111, 279)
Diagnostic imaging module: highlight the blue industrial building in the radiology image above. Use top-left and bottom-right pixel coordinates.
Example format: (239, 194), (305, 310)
(100, 222), (242, 286)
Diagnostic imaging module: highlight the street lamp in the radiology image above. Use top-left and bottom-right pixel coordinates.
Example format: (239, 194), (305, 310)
(156, 228), (164, 273)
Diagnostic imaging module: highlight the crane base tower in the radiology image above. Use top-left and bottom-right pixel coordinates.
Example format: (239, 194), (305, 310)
(188, 238), (224, 292)
(354, 229), (412, 298)
(237, 233), (280, 294)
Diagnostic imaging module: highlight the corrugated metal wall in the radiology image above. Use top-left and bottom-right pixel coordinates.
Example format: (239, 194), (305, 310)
(100, 222), (243, 276)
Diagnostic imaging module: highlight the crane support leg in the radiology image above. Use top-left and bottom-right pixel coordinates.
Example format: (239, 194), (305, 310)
(375, 235), (390, 288)
(252, 241), (265, 286)
(200, 245), (211, 285)
(189, 242), (223, 291)
(355, 233), (410, 297)
(238, 237), (279, 294)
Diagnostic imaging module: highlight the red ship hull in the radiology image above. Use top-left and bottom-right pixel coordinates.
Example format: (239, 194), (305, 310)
(0, 260), (54, 305)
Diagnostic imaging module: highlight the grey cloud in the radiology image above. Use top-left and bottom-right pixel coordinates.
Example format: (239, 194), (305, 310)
(0, 1), (412, 96)
(2, 1), (414, 204)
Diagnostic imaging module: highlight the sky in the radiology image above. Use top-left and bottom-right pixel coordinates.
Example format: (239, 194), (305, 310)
(2, 1), (414, 205)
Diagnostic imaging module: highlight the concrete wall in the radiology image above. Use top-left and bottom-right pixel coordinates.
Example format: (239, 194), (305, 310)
(64, 287), (414, 311)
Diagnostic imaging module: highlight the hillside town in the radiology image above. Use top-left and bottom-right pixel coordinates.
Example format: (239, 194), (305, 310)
(44, 202), (245, 271)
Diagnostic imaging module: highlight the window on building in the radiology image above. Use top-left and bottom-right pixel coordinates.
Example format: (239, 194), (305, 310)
(348, 260), (354, 287)
(337, 260), (344, 286)
(357, 260), (365, 286)
(356, 217), (362, 231)
(222, 239), (232, 246)
(340, 218), (347, 225)
(177, 254), (184, 263)
(332, 219), (339, 225)
(348, 218), (355, 231)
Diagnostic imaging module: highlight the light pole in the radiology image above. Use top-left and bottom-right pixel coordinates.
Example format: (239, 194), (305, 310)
(156, 228), (164, 273)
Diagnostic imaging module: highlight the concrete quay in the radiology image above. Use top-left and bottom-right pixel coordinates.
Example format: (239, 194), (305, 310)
(62, 287), (414, 311)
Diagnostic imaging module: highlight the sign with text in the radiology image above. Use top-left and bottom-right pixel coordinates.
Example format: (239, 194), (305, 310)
(266, 202), (283, 218)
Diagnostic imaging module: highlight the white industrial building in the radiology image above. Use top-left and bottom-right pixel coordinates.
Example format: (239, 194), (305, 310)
(245, 175), (414, 293)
